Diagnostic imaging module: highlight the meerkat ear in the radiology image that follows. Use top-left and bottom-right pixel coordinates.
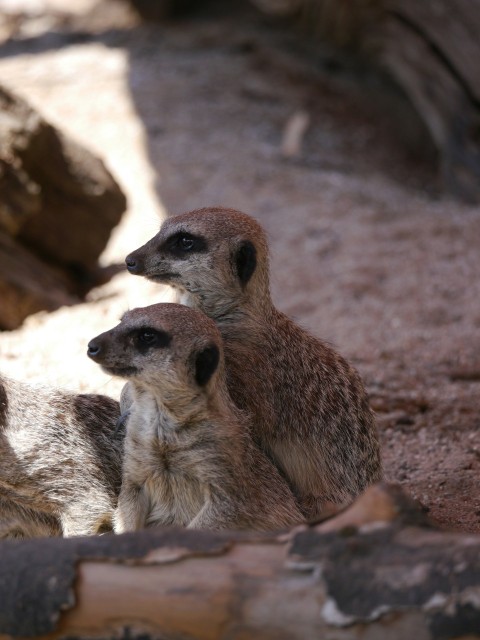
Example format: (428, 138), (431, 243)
(195, 344), (220, 386)
(235, 240), (257, 286)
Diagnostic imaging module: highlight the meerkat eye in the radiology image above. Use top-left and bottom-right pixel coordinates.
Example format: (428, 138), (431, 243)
(165, 232), (208, 257)
(138, 330), (157, 344)
(178, 236), (194, 251)
(134, 328), (172, 350)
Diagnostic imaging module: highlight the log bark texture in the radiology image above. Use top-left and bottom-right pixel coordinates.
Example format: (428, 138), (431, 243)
(250, 0), (480, 202)
(381, 0), (480, 202)
(0, 485), (479, 640)
(0, 85), (127, 329)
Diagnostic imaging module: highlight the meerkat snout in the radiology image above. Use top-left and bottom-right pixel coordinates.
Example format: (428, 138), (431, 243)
(87, 340), (101, 358)
(125, 252), (143, 275)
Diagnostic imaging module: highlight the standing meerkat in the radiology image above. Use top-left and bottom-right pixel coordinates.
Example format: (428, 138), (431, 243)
(123, 207), (382, 519)
(87, 303), (303, 532)
(0, 376), (122, 539)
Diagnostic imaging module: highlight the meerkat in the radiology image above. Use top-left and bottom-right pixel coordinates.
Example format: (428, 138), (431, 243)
(0, 376), (122, 539)
(87, 302), (303, 532)
(123, 207), (382, 519)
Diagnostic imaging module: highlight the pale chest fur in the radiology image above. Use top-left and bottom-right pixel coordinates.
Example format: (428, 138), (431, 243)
(124, 400), (208, 527)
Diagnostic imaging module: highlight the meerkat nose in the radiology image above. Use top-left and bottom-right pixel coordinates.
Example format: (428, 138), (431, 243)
(125, 254), (142, 274)
(87, 340), (102, 359)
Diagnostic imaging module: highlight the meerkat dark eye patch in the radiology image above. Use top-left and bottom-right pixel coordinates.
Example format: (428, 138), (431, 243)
(134, 327), (172, 353)
(194, 344), (220, 386)
(235, 240), (257, 286)
(164, 231), (208, 258)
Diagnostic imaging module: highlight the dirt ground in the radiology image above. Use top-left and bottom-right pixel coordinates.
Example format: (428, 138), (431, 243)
(0, 0), (479, 532)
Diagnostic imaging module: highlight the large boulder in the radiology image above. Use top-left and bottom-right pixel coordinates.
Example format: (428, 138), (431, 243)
(0, 85), (127, 330)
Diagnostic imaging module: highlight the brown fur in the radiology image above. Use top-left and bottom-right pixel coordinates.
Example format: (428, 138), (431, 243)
(0, 375), (122, 539)
(125, 207), (382, 518)
(88, 303), (303, 532)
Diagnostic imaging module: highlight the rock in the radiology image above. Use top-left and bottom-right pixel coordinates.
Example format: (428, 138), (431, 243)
(0, 157), (41, 236)
(0, 84), (127, 330)
(0, 232), (78, 331)
(0, 85), (127, 271)
(126, 0), (201, 21)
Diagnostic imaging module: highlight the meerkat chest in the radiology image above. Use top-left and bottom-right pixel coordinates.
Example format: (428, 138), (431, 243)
(145, 466), (206, 527)
(125, 413), (208, 526)
(144, 442), (207, 527)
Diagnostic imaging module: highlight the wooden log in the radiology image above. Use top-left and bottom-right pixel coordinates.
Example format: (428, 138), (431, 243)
(0, 485), (479, 640)
(250, 0), (480, 202)
(382, 1), (480, 202)
(388, 0), (480, 103)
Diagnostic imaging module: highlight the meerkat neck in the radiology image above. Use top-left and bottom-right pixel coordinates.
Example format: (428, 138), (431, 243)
(129, 381), (215, 435)
(175, 285), (274, 330)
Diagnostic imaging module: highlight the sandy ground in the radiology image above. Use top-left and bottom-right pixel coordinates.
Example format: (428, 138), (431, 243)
(0, 0), (479, 532)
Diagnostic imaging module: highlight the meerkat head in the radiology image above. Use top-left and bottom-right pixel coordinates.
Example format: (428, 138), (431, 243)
(87, 303), (223, 407)
(124, 207), (271, 320)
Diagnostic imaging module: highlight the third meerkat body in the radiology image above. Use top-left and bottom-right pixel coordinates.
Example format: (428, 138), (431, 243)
(88, 303), (302, 532)
(0, 376), (122, 538)
(125, 208), (382, 519)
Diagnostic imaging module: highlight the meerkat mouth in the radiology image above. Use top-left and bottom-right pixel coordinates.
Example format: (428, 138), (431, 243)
(146, 272), (179, 283)
(101, 365), (138, 378)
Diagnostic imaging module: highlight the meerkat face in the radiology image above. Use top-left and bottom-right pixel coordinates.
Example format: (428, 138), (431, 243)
(124, 208), (270, 314)
(87, 303), (222, 394)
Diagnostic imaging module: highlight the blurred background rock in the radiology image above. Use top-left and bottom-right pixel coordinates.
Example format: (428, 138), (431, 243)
(0, 85), (126, 329)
